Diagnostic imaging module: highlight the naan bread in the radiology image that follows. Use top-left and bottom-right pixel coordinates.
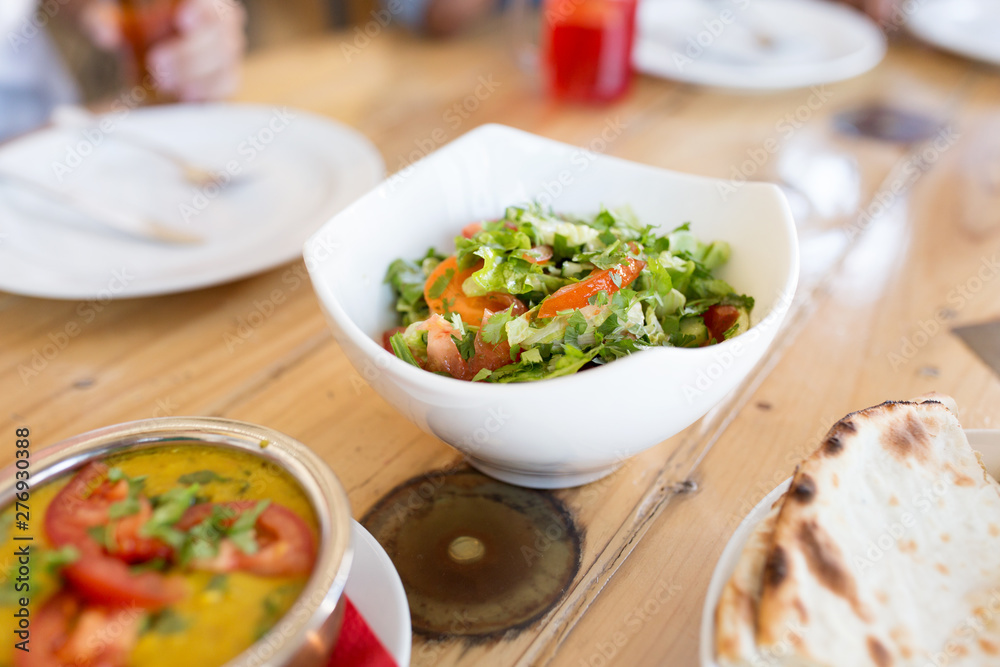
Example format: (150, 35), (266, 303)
(716, 395), (1000, 666)
(715, 498), (782, 665)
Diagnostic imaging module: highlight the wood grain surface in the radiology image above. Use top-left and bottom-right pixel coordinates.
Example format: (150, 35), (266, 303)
(2, 22), (999, 667)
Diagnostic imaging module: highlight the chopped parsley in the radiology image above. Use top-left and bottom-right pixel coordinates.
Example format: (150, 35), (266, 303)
(177, 470), (231, 485)
(385, 204), (753, 382)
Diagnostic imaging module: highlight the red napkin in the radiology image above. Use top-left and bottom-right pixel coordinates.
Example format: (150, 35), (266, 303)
(327, 596), (398, 667)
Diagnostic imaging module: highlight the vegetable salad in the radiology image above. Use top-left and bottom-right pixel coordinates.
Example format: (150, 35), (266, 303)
(384, 205), (753, 383)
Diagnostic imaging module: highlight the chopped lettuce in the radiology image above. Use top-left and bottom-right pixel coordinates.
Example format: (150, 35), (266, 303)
(384, 248), (446, 326)
(383, 204), (753, 382)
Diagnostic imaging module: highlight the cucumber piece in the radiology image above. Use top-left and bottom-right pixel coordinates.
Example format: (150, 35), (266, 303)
(679, 316), (709, 347)
(729, 307), (751, 338)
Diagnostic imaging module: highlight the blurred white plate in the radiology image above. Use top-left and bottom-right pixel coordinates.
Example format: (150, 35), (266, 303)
(0, 103), (384, 299)
(346, 520), (412, 666)
(698, 429), (1000, 666)
(907, 0), (1000, 66)
(634, 0), (886, 90)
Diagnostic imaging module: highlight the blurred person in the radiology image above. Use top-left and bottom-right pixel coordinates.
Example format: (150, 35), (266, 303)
(0, 0), (246, 142)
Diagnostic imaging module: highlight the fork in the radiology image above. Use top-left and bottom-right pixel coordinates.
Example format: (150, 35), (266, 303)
(0, 170), (203, 245)
(51, 105), (218, 188)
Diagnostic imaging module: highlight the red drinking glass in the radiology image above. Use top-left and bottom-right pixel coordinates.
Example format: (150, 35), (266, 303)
(541, 0), (638, 102)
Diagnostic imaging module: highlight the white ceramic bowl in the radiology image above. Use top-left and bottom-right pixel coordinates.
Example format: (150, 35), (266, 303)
(305, 124), (798, 488)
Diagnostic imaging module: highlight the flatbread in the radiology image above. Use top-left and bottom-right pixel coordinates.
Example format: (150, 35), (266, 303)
(716, 395), (1000, 666)
(715, 498), (782, 665)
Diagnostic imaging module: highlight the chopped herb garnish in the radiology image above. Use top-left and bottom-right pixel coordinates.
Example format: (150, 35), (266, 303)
(144, 609), (188, 635)
(129, 558), (169, 574)
(451, 329), (477, 362)
(104, 469), (148, 520)
(480, 306), (516, 345)
(228, 501), (270, 556)
(178, 504), (235, 566)
(206, 574), (229, 593)
(108, 497), (142, 519)
(254, 585), (299, 641)
(87, 524), (112, 550)
(427, 268), (454, 300)
(41, 545), (80, 573)
(177, 470), (230, 485)
(141, 484), (201, 550)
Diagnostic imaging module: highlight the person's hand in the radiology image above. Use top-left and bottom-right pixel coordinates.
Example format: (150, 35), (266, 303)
(81, 0), (247, 101)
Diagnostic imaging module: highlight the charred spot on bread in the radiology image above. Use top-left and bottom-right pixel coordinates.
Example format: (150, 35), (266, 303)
(797, 519), (867, 619)
(791, 474), (816, 503)
(881, 412), (931, 461)
(867, 636), (892, 667)
(763, 546), (788, 589)
(819, 418), (857, 457)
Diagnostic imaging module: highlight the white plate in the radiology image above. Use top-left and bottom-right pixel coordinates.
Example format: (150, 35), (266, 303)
(907, 0), (1000, 66)
(634, 0), (886, 91)
(699, 429), (1000, 666)
(0, 103), (384, 299)
(345, 520), (411, 666)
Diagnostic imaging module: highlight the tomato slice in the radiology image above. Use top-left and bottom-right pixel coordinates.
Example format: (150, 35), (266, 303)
(46, 462), (184, 609)
(381, 326), (407, 353)
(421, 314), (473, 380)
(702, 304), (740, 344)
(468, 309), (522, 379)
(461, 222), (482, 239)
(536, 258), (646, 319)
(176, 501), (316, 577)
(45, 462), (170, 562)
(44, 462), (115, 550)
(424, 256), (526, 325)
(15, 593), (143, 667)
(61, 555), (185, 610)
(13, 592), (77, 667)
(421, 307), (525, 381)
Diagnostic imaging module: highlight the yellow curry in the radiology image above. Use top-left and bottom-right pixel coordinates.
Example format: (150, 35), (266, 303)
(0, 445), (318, 667)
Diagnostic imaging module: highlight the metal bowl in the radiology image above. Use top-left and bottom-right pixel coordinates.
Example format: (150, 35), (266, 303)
(0, 417), (353, 667)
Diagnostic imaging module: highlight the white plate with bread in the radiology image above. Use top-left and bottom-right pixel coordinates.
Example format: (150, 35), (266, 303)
(701, 395), (1000, 667)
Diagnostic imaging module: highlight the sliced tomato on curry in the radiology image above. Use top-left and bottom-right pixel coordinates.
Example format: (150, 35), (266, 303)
(45, 462), (184, 609)
(176, 501), (316, 577)
(45, 461), (170, 562)
(15, 592), (143, 667)
(62, 554), (186, 610)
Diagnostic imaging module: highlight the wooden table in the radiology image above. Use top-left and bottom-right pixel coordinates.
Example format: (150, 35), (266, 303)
(4, 23), (1000, 666)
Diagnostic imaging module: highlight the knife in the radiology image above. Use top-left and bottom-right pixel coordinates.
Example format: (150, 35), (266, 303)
(0, 170), (202, 245)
